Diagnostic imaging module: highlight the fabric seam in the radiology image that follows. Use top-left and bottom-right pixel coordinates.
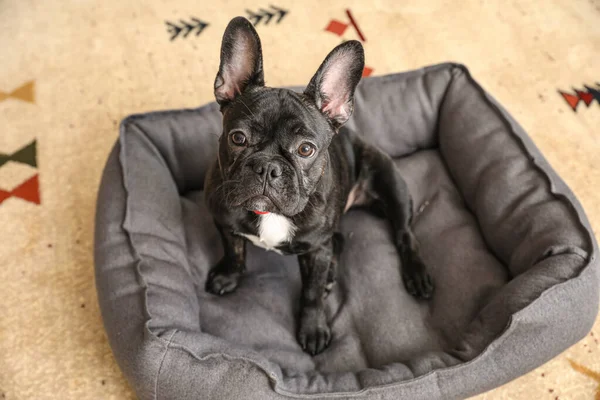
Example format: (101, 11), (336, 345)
(155, 330), (178, 400)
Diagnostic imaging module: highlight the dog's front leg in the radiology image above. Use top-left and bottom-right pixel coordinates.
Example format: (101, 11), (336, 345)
(297, 240), (334, 355)
(205, 222), (246, 296)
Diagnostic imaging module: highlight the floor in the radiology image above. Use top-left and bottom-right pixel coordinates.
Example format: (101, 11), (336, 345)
(0, 0), (599, 399)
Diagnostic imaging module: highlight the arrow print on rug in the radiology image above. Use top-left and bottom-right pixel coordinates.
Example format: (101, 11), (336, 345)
(246, 5), (288, 26)
(558, 83), (600, 112)
(166, 17), (209, 41)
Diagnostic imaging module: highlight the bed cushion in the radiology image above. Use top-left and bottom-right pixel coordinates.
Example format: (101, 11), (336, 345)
(94, 63), (599, 400)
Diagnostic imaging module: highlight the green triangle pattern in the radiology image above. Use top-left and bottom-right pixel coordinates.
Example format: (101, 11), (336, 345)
(0, 140), (37, 168)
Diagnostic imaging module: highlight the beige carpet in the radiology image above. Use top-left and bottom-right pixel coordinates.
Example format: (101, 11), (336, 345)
(1, 0), (599, 398)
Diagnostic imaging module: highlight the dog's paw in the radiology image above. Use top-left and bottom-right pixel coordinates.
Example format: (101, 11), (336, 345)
(402, 257), (434, 300)
(205, 268), (242, 296)
(297, 307), (331, 356)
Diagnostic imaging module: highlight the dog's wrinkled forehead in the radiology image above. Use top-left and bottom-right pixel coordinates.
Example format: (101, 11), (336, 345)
(223, 87), (333, 143)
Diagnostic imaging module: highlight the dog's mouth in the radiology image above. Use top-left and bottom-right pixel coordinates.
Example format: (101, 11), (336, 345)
(241, 195), (279, 215)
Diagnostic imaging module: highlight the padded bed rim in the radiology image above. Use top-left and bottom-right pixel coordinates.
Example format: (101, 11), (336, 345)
(99, 62), (599, 399)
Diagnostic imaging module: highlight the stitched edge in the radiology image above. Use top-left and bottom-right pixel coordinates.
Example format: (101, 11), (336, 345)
(155, 330), (178, 400)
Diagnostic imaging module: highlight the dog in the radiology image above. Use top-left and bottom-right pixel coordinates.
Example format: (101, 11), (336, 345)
(204, 17), (433, 355)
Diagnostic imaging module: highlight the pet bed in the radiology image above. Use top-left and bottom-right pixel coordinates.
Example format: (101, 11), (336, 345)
(94, 63), (599, 399)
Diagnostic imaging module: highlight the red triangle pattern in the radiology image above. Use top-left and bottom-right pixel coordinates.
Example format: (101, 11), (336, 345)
(575, 90), (594, 106)
(0, 174), (40, 205)
(559, 91), (580, 111)
(325, 20), (348, 36)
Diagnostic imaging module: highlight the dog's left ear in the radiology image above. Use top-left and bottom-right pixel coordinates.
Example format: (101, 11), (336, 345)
(304, 40), (364, 128)
(214, 17), (265, 108)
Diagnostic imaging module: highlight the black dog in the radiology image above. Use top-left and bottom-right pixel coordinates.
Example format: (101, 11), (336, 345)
(204, 17), (433, 355)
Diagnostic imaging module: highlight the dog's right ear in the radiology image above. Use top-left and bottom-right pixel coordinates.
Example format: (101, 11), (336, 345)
(214, 17), (264, 108)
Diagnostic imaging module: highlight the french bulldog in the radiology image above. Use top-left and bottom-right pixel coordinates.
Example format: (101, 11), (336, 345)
(204, 17), (433, 355)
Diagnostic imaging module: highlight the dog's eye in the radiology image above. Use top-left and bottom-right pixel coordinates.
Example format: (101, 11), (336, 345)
(230, 131), (247, 146)
(297, 143), (316, 158)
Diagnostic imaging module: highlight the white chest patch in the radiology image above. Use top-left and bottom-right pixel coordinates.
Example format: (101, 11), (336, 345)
(238, 213), (296, 254)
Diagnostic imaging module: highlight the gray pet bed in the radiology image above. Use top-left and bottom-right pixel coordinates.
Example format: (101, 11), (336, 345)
(95, 63), (599, 400)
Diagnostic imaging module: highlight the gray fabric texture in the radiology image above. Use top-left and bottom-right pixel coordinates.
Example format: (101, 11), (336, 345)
(94, 63), (599, 400)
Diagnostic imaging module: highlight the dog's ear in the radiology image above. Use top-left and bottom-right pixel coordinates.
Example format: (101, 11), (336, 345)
(304, 41), (364, 128)
(214, 17), (264, 107)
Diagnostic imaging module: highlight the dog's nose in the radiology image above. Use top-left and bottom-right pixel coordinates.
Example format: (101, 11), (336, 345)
(252, 162), (282, 182)
(267, 163), (282, 179)
(253, 163), (264, 176)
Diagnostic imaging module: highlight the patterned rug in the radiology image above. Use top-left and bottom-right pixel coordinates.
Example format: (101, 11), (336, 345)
(1, 0), (599, 398)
